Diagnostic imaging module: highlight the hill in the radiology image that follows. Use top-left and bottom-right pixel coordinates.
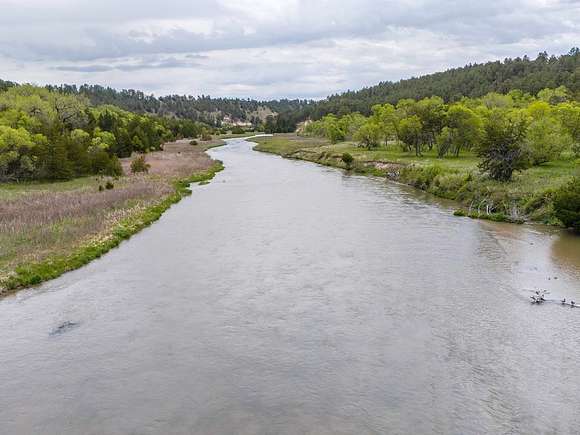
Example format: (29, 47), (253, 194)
(298, 48), (579, 120)
(46, 84), (312, 128)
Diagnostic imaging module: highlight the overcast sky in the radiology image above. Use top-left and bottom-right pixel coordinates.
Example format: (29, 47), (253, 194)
(0, 0), (578, 100)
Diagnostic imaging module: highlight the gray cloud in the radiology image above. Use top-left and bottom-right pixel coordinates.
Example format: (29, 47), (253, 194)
(53, 57), (200, 72)
(0, 0), (578, 99)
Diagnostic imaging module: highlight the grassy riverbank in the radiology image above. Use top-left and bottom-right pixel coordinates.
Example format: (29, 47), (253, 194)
(0, 139), (224, 295)
(252, 134), (579, 225)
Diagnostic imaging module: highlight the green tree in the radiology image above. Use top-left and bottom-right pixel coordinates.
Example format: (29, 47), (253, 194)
(553, 178), (580, 232)
(0, 126), (39, 180)
(526, 117), (571, 165)
(537, 86), (569, 105)
(398, 116), (424, 156)
(354, 120), (382, 149)
(370, 103), (397, 145)
(321, 115), (346, 143)
(555, 103), (580, 156)
(477, 109), (529, 181)
(415, 96), (446, 150)
(437, 104), (482, 157)
(44, 137), (73, 180)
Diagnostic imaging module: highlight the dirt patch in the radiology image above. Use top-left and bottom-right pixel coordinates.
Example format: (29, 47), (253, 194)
(364, 161), (407, 178)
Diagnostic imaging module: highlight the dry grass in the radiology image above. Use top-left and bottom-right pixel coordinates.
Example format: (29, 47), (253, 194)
(120, 139), (216, 179)
(0, 140), (218, 283)
(0, 179), (171, 234)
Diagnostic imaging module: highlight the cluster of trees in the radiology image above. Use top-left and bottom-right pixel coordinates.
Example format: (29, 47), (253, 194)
(297, 49), (579, 120)
(0, 85), (209, 181)
(304, 87), (580, 181)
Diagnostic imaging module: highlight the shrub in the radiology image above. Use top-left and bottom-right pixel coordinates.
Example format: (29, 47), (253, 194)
(231, 126), (245, 135)
(105, 181), (114, 190)
(201, 130), (212, 141)
(341, 152), (354, 169)
(130, 155), (150, 174)
(189, 139), (198, 146)
(554, 177), (580, 232)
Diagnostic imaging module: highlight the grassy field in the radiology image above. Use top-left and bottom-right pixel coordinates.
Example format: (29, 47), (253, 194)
(0, 138), (224, 294)
(252, 134), (579, 225)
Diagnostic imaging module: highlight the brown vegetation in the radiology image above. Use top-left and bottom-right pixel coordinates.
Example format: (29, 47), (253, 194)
(0, 139), (219, 286)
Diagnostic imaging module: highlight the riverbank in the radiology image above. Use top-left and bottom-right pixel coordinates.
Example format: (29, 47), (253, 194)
(252, 134), (579, 226)
(0, 139), (224, 295)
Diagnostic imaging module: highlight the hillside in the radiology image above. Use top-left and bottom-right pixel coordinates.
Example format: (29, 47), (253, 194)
(298, 48), (579, 120)
(46, 84), (312, 127)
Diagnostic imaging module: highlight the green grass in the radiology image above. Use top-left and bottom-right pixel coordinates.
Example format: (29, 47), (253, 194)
(251, 134), (579, 226)
(0, 161), (224, 294)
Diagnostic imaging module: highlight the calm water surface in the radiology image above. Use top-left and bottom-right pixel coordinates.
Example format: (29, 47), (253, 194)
(1, 138), (580, 434)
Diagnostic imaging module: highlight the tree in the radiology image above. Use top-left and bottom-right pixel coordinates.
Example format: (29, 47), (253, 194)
(321, 115), (346, 143)
(0, 126), (39, 180)
(398, 115), (424, 156)
(477, 109), (529, 181)
(354, 120), (382, 149)
(554, 178), (580, 232)
(415, 96), (446, 149)
(44, 137), (74, 180)
(339, 113), (366, 139)
(556, 103), (580, 156)
(526, 116), (571, 165)
(437, 104), (482, 157)
(537, 86), (569, 105)
(370, 103), (397, 145)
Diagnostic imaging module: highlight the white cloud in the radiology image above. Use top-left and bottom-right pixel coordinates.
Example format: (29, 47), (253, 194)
(0, 0), (578, 98)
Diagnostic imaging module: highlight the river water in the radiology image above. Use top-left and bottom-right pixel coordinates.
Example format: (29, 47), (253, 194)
(1, 138), (579, 434)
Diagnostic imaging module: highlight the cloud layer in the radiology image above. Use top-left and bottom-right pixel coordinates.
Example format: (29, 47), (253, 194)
(0, 0), (578, 99)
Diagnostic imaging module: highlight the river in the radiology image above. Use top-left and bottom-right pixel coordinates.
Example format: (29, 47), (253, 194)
(1, 138), (579, 434)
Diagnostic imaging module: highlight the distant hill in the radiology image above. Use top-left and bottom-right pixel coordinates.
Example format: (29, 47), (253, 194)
(45, 84), (312, 127)
(299, 48), (580, 120)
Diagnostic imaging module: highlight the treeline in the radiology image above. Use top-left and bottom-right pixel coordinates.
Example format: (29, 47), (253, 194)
(304, 87), (580, 181)
(297, 49), (580, 121)
(0, 79), (15, 92)
(46, 84), (312, 127)
(0, 85), (209, 181)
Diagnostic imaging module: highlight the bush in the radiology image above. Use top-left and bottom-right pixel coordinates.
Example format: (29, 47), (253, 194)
(231, 126), (245, 135)
(105, 181), (114, 190)
(554, 177), (580, 232)
(189, 139), (198, 146)
(89, 150), (123, 176)
(200, 130), (212, 141)
(130, 155), (150, 174)
(108, 156), (124, 177)
(341, 152), (354, 169)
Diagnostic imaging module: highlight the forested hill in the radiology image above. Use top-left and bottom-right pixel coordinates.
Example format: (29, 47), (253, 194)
(45, 84), (312, 127)
(301, 48), (580, 120)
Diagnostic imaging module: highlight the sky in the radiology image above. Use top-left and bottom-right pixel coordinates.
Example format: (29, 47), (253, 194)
(0, 0), (578, 100)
